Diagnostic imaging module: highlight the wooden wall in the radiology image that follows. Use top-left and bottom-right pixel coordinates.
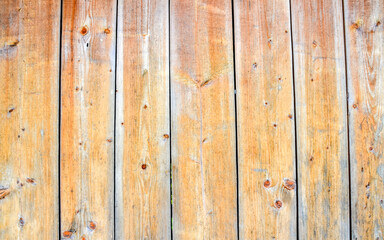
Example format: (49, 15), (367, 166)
(0, 0), (383, 239)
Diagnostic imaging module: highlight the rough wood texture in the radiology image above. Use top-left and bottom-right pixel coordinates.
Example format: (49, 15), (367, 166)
(115, 0), (171, 239)
(3, 0), (384, 238)
(234, 0), (296, 239)
(60, 0), (116, 238)
(291, 0), (350, 239)
(344, 0), (384, 239)
(0, 0), (60, 239)
(170, 0), (237, 239)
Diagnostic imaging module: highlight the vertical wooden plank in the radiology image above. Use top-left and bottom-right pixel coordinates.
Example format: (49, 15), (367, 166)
(234, 0), (296, 239)
(0, 0), (60, 239)
(170, 0), (237, 239)
(344, 0), (384, 239)
(115, 0), (170, 238)
(60, 0), (116, 239)
(291, 0), (350, 239)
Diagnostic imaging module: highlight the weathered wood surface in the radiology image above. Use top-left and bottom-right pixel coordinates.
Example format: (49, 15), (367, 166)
(0, 0), (60, 239)
(115, 0), (171, 239)
(170, 0), (238, 239)
(234, 0), (297, 239)
(2, 0), (384, 238)
(291, 0), (350, 239)
(344, 0), (384, 239)
(60, 0), (116, 238)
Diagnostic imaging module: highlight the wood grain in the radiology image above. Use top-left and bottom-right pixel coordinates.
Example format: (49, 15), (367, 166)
(60, 0), (116, 238)
(291, 0), (350, 238)
(115, 0), (171, 238)
(0, 0), (60, 238)
(170, 0), (237, 239)
(344, 0), (384, 239)
(234, 0), (296, 239)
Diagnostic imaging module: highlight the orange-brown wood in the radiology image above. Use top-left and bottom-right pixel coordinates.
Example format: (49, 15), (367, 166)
(170, 0), (237, 239)
(291, 0), (350, 238)
(0, 0), (60, 238)
(115, 0), (171, 238)
(60, 0), (116, 238)
(234, 0), (297, 239)
(3, 1), (384, 238)
(344, 0), (384, 238)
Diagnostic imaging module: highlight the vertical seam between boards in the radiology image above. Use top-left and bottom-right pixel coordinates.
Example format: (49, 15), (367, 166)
(113, 0), (119, 238)
(230, 0), (240, 239)
(341, 0), (352, 238)
(58, 0), (64, 238)
(169, 0), (173, 238)
(288, 0), (299, 239)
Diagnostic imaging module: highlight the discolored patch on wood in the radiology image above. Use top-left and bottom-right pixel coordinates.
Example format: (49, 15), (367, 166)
(63, 231), (73, 238)
(88, 221), (96, 231)
(7, 40), (19, 47)
(18, 217), (25, 228)
(274, 200), (283, 209)
(350, 19), (363, 30)
(264, 179), (271, 188)
(0, 188), (11, 200)
(200, 79), (212, 88)
(283, 178), (296, 191)
(80, 25), (89, 35)
(8, 106), (15, 113)
(26, 178), (36, 185)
